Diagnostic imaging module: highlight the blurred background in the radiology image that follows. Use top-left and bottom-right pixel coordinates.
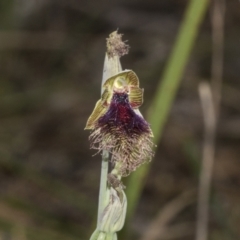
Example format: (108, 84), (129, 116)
(0, 0), (240, 239)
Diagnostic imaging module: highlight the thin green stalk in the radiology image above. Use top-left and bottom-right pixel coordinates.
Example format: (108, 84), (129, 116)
(125, 0), (210, 233)
(97, 54), (122, 226)
(97, 150), (109, 226)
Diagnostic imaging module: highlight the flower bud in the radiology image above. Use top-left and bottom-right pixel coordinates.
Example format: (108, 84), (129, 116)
(90, 187), (127, 240)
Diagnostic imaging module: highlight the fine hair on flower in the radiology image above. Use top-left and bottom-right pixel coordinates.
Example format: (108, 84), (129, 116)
(85, 70), (154, 176)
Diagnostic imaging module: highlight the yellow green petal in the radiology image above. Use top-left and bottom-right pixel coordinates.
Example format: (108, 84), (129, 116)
(129, 87), (143, 108)
(103, 70), (139, 91)
(101, 89), (112, 106)
(125, 70), (139, 87)
(85, 99), (107, 130)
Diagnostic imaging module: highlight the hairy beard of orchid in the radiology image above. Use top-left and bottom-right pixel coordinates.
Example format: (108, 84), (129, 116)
(85, 70), (154, 176)
(90, 92), (154, 176)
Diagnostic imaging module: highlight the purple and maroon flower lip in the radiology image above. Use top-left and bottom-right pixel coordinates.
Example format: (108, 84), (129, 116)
(98, 92), (151, 137)
(85, 70), (154, 176)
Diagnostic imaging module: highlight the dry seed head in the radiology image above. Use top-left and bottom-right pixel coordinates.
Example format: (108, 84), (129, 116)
(106, 31), (130, 58)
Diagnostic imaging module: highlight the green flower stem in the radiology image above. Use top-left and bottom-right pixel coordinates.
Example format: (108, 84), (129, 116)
(97, 53), (123, 226)
(124, 0), (210, 235)
(111, 162), (123, 179)
(97, 149), (109, 226)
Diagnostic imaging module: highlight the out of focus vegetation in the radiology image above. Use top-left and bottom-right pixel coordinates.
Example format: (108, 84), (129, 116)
(0, 0), (240, 240)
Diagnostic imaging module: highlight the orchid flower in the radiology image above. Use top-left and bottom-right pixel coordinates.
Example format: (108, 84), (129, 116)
(85, 70), (154, 176)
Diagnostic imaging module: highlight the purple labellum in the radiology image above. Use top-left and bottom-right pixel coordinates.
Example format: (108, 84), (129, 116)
(89, 91), (154, 176)
(98, 92), (151, 137)
(86, 70), (155, 176)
